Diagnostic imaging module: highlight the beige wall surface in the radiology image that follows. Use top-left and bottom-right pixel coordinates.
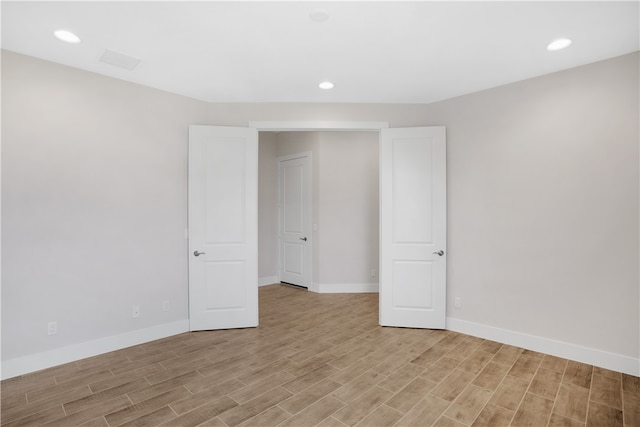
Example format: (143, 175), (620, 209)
(208, 53), (639, 360)
(316, 132), (379, 286)
(436, 52), (639, 359)
(2, 49), (638, 371)
(1, 50), (209, 360)
(257, 132), (278, 282)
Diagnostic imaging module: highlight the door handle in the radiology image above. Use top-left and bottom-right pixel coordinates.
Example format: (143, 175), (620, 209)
(299, 237), (307, 241)
(193, 250), (206, 257)
(433, 250), (444, 256)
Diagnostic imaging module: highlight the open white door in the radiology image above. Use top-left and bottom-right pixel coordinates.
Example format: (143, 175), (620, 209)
(380, 126), (446, 329)
(188, 125), (258, 330)
(278, 153), (312, 288)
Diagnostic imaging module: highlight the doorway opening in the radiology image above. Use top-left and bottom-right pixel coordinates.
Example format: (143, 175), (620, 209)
(257, 126), (382, 295)
(188, 122), (446, 331)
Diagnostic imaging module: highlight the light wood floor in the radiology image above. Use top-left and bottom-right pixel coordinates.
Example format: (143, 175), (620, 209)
(2, 284), (638, 427)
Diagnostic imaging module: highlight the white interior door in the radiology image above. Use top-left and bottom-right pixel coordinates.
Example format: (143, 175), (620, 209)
(278, 153), (312, 288)
(380, 126), (447, 328)
(188, 125), (258, 330)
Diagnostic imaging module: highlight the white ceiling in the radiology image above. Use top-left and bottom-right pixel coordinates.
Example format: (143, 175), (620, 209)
(2, 1), (639, 104)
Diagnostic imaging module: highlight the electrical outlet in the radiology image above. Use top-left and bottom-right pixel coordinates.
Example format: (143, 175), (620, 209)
(370, 269), (377, 278)
(454, 297), (461, 309)
(132, 305), (141, 318)
(162, 300), (170, 312)
(47, 321), (57, 336)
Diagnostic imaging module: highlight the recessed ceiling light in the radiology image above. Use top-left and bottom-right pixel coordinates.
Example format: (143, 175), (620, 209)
(54, 29), (81, 44)
(318, 81), (334, 90)
(547, 38), (572, 51)
(309, 9), (330, 23)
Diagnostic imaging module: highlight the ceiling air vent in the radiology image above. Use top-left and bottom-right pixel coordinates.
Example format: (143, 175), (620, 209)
(99, 49), (141, 71)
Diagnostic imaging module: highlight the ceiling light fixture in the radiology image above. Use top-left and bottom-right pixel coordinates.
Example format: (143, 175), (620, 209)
(54, 29), (81, 44)
(547, 38), (572, 51)
(318, 81), (334, 90)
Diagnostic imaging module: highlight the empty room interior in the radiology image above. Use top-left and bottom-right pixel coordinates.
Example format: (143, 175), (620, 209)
(1, 2), (639, 426)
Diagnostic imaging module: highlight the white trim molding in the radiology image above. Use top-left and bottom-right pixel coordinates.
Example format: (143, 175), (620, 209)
(312, 283), (379, 294)
(447, 317), (640, 377)
(1, 320), (189, 380)
(249, 121), (389, 132)
(259, 276), (279, 287)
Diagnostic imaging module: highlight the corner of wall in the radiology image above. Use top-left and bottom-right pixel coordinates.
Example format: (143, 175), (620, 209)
(1, 320), (189, 380)
(446, 317), (639, 377)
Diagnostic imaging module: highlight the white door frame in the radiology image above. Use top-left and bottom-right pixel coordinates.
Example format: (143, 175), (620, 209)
(250, 121), (389, 132)
(250, 121), (446, 328)
(254, 122), (387, 292)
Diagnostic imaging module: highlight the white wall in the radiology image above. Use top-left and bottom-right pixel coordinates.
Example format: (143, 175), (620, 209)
(437, 53), (639, 364)
(207, 53), (639, 371)
(1, 51), (208, 376)
(257, 132), (278, 285)
(316, 132), (378, 289)
(3, 49), (638, 376)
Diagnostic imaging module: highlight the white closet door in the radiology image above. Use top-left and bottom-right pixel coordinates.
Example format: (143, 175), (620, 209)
(278, 153), (312, 288)
(188, 125), (258, 330)
(380, 126), (447, 329)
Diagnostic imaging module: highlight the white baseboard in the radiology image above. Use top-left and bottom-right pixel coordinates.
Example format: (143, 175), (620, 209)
(7, 312), (635, 380)
(446, 317), (639, 377)
(259, 276), (279, 287)
(1, 320), (190, 380)
(312, 283), (379, 294)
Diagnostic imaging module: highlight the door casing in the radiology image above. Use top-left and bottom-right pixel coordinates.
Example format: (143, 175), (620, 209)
(188, 121), (447, 330)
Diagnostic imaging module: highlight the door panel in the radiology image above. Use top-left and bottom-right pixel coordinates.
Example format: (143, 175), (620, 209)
(393, 139), (434, 243)
(188, 125), (258, 331)
(279, 154), (312, 287)
(380, 126), (446, 329)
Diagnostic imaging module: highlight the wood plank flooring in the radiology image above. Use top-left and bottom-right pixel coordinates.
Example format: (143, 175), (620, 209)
(2, 284), (638, 426)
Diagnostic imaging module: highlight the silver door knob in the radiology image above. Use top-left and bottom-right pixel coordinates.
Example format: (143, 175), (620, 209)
(433, 250), (444, 256)
(193, 250), (206, 257)
(299, 237), (308, 241)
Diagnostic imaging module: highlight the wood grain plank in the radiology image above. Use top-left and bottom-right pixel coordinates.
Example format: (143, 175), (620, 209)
(354, 404), (403, 427)
(333, 386), (392, 426)
(431, 369), (475, 402)
(445, 384), (492, 425)
(472, 362), (510, 392)
(158, 395), (237, 427)
(564, 361), (593, 389)
(511, 393), (554, 426)
(237, 406), (291, 427)
(386, 377), (438, 413)
(104, 387), (192, 426)
(472, 403), (515, 427)
(528, 367), (563, 400)
(586, 401), (623, 427)
(218, 386), (292, 427)
(279, 378), (342, 415)
(489, 375), (530, 411)
(278, 396), (344, 427)
(553, 383), (590, 423)
(396, 394), (450, 427)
